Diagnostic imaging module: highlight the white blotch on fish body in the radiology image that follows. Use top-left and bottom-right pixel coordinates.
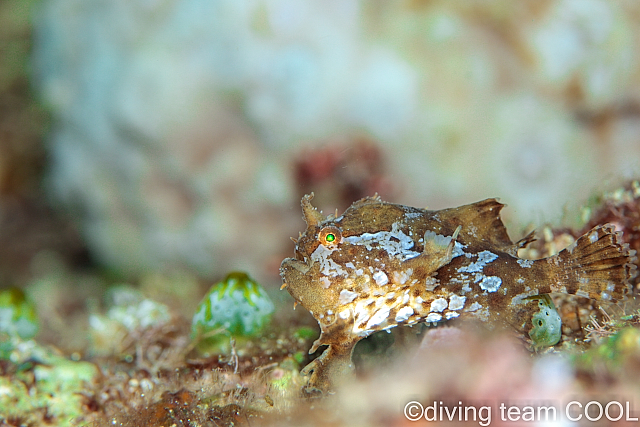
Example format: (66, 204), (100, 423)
(310, 244), (346, 277)
(510, 291), (538, 307)
(366, 307), (390, 329)
(475, 307), (490, 321)
(402, 291), (410, 304)
(425, 277), (438, 291)
(404, 211), (422, 219)
(445, 311), (460, 320)
(373, 271), (389, 286)
(320, 277), (331, 288)
(338, 289), (358, 304)
(430, 298), (448, 312)
(395, 306), (414, 322)
(343, 222), (421, 261)
(466, 301), (482, 312)
(425, 313), (442, 322)
(589, 230), (599, 243)
(479, 276), (502, 293)
(453, 242), (469, 258)
(457, 250), (498, 274)
(393, 269), (413, 285)
(448, 295), (466, 310)
(353, 303), (370, 326)
(517, 259), (534, 268)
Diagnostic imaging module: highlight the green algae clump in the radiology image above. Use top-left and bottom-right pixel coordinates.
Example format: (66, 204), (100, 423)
(191, 272), (274, 343)
(0, 335), (98, 426)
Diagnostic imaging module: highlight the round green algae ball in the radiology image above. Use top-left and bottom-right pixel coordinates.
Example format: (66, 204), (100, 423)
(528, 295), (562, 348)
(191, 272), (274, 339)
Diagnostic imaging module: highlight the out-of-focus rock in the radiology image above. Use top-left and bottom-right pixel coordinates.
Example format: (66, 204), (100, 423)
(32, 0), (640, 277)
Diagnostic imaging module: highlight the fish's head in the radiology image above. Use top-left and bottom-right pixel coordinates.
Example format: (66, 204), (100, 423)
(280, 194), (350, 333)
(281, 193), (426, 344)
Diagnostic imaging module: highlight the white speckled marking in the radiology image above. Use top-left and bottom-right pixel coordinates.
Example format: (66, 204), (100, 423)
(392, 269), (413, 285)
(320, 277), (331, 288)
(311, 244), (346, 277)
(457, 250), (498, 274)
(338, 289), (358, 304)
(338, 308), (350, 319)
(395, 306), (414, 322)
(448, 295), (466, 311)
(425, 313), (442, 322)
(430, 298), (448, 312)
(373, 271), (389, 286)
(354, 303), (370, 325)
(343, 222), (421, 261)
(366, 307), (390, 329)
(517, 259), (534, 268)
(445, 311), (460, 320)
(475, 307), (490, 321)
(453, 242), (468, 258)
(425, 277), (439, 291)
(466, 301), (482, 312)
(589, 230), (599, 243)
(479, 276), (502, 292)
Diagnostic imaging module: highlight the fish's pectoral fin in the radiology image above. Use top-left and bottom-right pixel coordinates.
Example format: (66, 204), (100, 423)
(301, 342), (356, 395)
(301, 309), (359, 394)
(404, 225), (462, 275)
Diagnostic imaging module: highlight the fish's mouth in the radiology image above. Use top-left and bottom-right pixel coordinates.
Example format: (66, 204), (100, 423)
(280, 257), (311, 276)
(279, 257), (311, 302)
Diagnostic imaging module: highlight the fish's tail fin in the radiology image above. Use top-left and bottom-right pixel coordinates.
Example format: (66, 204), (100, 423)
(551, 224), (637, 302)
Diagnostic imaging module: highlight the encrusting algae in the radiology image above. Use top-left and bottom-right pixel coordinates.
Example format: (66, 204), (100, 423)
(280, 194), (638, 393)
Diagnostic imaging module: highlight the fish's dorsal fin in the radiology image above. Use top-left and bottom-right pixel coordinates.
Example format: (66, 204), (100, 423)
(349, 194), (383, 209)
(436, 198), (514, 252)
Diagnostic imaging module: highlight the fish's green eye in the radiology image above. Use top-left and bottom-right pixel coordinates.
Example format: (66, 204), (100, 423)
(318, 226), (342, 246)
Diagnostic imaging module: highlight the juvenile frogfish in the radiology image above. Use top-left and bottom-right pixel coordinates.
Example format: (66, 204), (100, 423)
(280, 194), (638, 393)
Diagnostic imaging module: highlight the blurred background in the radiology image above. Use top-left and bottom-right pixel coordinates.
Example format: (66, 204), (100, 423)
(4, 2), (640, 424)
(3, 0), (640, 284)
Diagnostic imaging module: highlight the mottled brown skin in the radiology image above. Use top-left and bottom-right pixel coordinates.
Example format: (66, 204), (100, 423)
(280, 194), (638, 394)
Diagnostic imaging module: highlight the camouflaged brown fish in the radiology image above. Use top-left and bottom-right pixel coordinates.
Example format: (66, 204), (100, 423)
(280, 194), (638, 393)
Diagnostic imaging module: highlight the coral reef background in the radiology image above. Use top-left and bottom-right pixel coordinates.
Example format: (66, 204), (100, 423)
(3, 1), (640, 426)
(29, 0), (640, 278)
